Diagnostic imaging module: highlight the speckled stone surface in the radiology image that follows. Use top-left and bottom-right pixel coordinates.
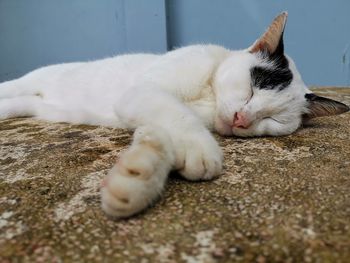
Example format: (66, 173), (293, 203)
(0, 87), (349, 263)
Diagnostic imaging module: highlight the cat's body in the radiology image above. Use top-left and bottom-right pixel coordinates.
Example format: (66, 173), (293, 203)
(0, 45), (227, 129)
(1, 13), (348, 218)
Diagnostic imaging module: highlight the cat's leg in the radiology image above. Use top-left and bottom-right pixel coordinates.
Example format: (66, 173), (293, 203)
(101, 87), (222, 218)
(0, 96), (124, 127)
(0, 96), (42, 119)
(0, 63), (83, 99)
(0, 78), (40, 99)
(35, 104), (123, 127)
(114, 87), (223, 181)
(101, 125), (175, 218)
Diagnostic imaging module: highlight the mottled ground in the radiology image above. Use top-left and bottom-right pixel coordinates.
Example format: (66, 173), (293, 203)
(0, 87), (349, 263)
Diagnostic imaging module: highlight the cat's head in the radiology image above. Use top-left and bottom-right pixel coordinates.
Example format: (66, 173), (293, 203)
(214, 12), (349, 137)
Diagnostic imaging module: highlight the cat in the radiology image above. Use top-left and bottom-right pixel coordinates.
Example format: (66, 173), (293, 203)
(0, 12), (348, 218)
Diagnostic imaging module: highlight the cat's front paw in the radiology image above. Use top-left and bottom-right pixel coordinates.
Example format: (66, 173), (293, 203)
(101, 163), (158, 218)
(174, 130), (223, 181)
(101, 126), (174, 218)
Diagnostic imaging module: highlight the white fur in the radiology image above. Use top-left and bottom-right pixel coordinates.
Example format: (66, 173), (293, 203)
(0, 44), (310, 217)
(101, 126), (175, 218)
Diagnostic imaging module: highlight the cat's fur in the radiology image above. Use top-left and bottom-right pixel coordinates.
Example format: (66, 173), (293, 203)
(0, 12), (348, 218)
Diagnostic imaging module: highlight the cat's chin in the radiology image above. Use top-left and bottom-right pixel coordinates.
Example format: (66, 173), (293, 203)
(214, 116), (234, 136)
(231, 128), (253, 137)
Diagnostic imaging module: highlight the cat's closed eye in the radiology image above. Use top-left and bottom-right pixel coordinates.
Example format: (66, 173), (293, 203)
(245, 88), (254, 104)
(264, 116), (285, 124)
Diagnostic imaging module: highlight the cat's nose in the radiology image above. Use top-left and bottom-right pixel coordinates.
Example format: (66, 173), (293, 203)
(233, 112), (251, 129)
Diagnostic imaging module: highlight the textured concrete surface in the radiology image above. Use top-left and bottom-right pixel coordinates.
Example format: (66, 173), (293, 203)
(0, 87), (349, 263)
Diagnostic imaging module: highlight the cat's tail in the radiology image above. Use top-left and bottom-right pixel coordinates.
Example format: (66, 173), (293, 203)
(101, 125), (175, 218)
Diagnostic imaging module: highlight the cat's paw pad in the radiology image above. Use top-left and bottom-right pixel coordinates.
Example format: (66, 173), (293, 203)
(175, 131), (223, 181)
(101, 164), (154, 218)
(101, 126), (173, 218)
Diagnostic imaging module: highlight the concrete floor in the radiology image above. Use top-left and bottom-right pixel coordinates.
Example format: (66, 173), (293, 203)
(0, 87), (349, 262)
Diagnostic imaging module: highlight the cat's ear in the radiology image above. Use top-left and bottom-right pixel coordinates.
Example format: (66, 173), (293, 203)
(249, 11), (288, 56)
(303, 93), (349, 120)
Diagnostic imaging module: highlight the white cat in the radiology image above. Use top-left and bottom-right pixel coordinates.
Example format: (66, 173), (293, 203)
(0, 12), (348, 218)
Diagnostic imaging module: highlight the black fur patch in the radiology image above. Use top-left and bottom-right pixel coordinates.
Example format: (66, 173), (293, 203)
(250, 37), (293, 91)
(304, 93), (318, 101)
(250, 53), (293, 91)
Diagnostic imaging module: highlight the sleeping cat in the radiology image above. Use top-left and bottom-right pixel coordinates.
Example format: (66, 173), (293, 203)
(0, 12), (348, 218)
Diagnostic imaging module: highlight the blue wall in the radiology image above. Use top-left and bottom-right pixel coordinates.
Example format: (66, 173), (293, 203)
(1, 0), (350, 86)
(0, 0), (167, 81)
